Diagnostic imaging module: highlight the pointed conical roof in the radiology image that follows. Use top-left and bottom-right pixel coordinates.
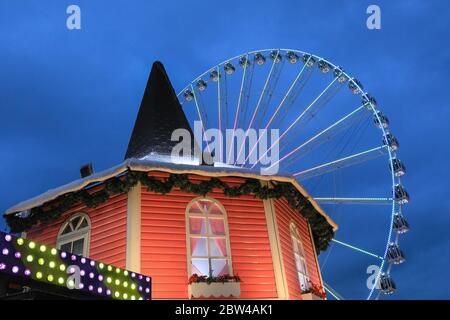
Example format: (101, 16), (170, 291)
(125, 62), (195, 160)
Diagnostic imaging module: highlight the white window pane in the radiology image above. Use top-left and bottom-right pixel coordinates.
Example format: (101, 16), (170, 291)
(189, 217), (206, 235)
(60, 242), (71, 252)
(301, 259), (308, 274)
(294, 253), (302, 270)
(298, 272), (308, 290)
(209, 238), (227, 257)
(211, 259), (228, 276)
(191, 237), (207, 256)
(71, 217), (81, 229)
(198, 200), (211, 213)
(208, 218), (225, 235)
(292, 238), (299, 253)
(209, 203), (223, 215)
(61, 224), (72, 235)
(211, 259), (229, 276)
(80, 218), (88, 229)
(191, 259), (209, 276)
(72, 239), (84, 255)
(189, 202), (204, 214)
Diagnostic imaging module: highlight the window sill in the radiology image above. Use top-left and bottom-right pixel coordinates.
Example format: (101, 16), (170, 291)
(188, 282), (241, 298)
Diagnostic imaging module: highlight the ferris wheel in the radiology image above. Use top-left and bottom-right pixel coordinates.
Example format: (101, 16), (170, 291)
(176, 48), (409, 300)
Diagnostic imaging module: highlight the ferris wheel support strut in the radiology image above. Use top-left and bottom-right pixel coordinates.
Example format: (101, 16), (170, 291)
(246, 76), (339, 167)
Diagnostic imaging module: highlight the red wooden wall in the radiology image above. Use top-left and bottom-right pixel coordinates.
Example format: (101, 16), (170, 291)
(25, 193), (128, 268)
(22, 171), (324, 300)
(273, 198), (322, 300)
(141, 172), (278, 299)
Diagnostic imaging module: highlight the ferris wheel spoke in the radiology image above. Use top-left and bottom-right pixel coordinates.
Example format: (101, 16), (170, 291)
(247, 77), (340, 167)
(234, 51), (281, 164)
(190, 84), (211, 153)
(246, 58), (324, 168)
(277, 82), (343, 154)
(253, 54), (285, 130)
(227, 54), (250, 164)
(260, 56), (312, 130)
(245, 51), (279, 130)
(238, 62), (255, 130)
(331, 239), (384, 260)
(294, 146), (388, 180)
(272, 67), (315, 129)
(323, 282), (345, 300)
(314, 197), (393, 205)
(261, 103), (369, 170)
(216, 66), (223, 160)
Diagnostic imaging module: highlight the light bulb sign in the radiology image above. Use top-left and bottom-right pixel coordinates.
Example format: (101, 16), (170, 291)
(0, 231), (151, 300)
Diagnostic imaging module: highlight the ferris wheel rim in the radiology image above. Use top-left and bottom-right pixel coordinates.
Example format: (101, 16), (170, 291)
(176, 48), (404, 300)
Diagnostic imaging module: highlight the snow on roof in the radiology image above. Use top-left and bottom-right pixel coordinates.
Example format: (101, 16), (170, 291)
(5, 157), (337, 231)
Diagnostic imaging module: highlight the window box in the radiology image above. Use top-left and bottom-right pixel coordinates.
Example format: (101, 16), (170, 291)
(301, 292), (324, 300)
(189, 281), (241, 298)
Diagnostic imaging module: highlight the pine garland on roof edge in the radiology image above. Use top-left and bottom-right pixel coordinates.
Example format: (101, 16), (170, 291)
(4, 171), (334, 253)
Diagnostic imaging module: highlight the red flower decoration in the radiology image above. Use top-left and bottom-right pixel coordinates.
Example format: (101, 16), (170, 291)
(188, 274), (241, 284)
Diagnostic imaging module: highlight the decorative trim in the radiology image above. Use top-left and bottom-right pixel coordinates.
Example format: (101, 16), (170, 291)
(5, 171), (334, 253)
(126, 182), (141, 273)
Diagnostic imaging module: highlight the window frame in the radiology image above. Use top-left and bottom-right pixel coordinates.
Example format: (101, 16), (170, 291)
(290, 222), (310, 292)
(185, 196), (234, 277)
(56, 212), (91, 257)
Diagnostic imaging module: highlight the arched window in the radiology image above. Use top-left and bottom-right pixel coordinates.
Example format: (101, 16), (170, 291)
(186, 197), (232, 277)
(290, 222), (310, 292)
(57, 213), (91, 256)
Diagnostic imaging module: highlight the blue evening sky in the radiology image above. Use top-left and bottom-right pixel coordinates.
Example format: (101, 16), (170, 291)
(0, 1), (449, 299)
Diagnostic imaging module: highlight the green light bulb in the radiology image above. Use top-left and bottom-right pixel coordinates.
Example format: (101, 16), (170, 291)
(38, 258), (45, 265)
(131, 295), (136, 300)
(50, 248), (57, 255)
(123, 293), (128, 299)
(59, 264), (66, 271)
(114, 292), (120, 298)
(131, 283), (136, 290)
(36, 272), (43, 279)
(138, 297), (143, 301)
(17, 238), (24, 245)
(107, 265), (113, 271)
(123, 281), (128, 288)
(99, 263), (104, 269)
(58, 277), (65, 285)
(124, 270), (129, 276)
(26, 255), (34, 262)
(49, 261), (56, 268)
(107, 277), (112, 284)
(47, 275), (54, 282)
(115, 279), (120, 286)
(116, 268), (121, 274)
(29, 242), (36, 249)
(68, 280), (75, 287)
(39, 245), (46, 252)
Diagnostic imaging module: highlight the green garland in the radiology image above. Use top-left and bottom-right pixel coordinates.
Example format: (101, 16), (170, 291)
(4, 171), (334, 252)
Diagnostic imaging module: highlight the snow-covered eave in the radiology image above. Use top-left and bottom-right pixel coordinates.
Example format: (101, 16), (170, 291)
(4, 158), (337, 231)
